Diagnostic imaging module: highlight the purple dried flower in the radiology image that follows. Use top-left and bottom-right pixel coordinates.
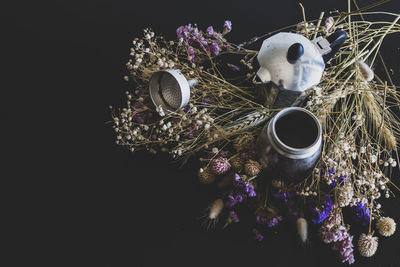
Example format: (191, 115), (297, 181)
(256, 215), (268, 224)
(206, 26), (214, 36)
(273, 191), (298, 221)
(320, 210), (355, 264)
(197, 35), (208, 46)
(351, 201), (370, 226)
(229, 211), (239, 223)
(331, 227), (355, 264)
(137, 87), (148, 96)
(227, 63), (240, 72)
(338, 175), (347, 184)
(223, 20), (232, 32)
(132, 113), (144, 124)
(133, 102), (143, 109)
(225, 195), (237, 208)
(192, 27), (199, 37)
(234, 193), (244, 203)
(210, 42), (220, 56)
(176, 24), (193, 40)
(321, 225), (344, 243)
(310, 194), (332, 224)
(187, 127), (195, 138)
(132, 102), (144, 124)
(202, 95), (215, 104)
(226, 174), (256, 208)
(186, 46), (196, 62)
(267, 215), (283, 228)
(245, 183), (256, 197)
(211, 157), (231, 175)
(330, 175), (348, 189)
(254, 230), (264, 241)
(273, 192), (294, 200)
(176, 26), (185, 39)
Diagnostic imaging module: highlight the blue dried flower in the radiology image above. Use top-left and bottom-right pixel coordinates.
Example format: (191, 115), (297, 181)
(311, 194), (332, 224)
(329, 174), (347, 189)
(351, 201), (370, 226)
(272, 192), (298, 221)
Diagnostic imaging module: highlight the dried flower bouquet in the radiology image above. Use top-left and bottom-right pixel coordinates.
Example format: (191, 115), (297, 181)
(110, 1), (400, 264)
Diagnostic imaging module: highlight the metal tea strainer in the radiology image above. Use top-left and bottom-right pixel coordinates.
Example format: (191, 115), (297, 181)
(149, 69), (197, 112)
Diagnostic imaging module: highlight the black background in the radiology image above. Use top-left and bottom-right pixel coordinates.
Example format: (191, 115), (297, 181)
(5, 0), (400, 266)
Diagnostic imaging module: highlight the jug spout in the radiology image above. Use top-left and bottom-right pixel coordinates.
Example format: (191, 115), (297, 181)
(256, 67), (271, 83)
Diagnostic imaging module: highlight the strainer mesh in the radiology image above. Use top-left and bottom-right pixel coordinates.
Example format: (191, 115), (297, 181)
(159, 73), (182, 109)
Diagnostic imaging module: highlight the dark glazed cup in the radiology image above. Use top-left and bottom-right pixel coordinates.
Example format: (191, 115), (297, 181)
(256, 107), (322, 184)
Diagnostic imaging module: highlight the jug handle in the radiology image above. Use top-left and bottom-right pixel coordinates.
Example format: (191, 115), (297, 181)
(322, 29), (347, 64)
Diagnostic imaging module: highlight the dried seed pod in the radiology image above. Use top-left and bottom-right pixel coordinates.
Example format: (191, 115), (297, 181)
(244, 160), (261, 177)
(198, 167), (215, 184)
(230, 156), (243, 171)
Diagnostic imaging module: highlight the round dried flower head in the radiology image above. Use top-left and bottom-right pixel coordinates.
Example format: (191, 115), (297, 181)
(211, 157), (231, 175)
(358, 233), (378, 257)
(244, 160), (261, 177)
(376, 217), (396, 237)
(198, 167), (215, 184)
(230, 156), (243, 170)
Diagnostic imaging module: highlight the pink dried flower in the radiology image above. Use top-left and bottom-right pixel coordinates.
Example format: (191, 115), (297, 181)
(211, 157), (231, 175)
